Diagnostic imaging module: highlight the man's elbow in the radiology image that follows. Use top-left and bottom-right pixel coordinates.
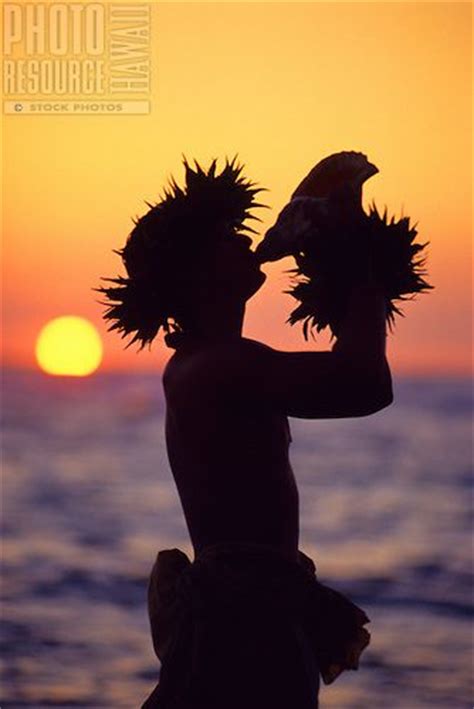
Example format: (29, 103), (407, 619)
(356, 360), (394, 415)
(358, 386), (394, 416)
(369, 392), (394, 415)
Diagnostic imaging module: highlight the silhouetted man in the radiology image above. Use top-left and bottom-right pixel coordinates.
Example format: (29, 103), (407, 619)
(99, 158), (393, 709)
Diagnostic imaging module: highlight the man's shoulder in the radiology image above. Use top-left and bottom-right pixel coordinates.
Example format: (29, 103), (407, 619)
(225, 337), (274, 359)
(163, 337), (274, 393)
(201, 337), (274, 372)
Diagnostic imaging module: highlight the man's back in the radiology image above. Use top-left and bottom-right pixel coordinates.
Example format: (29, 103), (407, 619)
(163, 337), (300, 559)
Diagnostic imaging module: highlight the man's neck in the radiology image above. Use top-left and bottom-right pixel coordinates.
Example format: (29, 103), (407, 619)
(190, 301), (245, 343)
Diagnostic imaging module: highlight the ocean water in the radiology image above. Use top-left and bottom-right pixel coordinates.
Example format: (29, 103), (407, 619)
(1, 368), (472, 708)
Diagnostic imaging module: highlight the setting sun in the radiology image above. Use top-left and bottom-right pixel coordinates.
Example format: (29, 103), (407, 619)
(35, 316), (103, 377)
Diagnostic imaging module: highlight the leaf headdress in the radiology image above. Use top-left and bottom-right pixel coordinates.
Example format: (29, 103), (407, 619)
(95, 157), (267, 350)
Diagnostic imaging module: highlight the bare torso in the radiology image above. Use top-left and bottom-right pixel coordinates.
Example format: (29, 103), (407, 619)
(162, 337), (299, 560)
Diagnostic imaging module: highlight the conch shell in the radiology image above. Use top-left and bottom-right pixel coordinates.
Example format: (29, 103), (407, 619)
(255, 151), (379, 263)
(291, 150), (378, 200)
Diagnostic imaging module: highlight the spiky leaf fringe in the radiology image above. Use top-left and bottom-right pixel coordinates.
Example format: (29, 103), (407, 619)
(287, 200), (434, 340)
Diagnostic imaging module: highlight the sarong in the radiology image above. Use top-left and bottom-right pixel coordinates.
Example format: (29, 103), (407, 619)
(142, 543), (370, 709)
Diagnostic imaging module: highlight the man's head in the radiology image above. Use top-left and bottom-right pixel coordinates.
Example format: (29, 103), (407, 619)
(97, 157), (267, 350)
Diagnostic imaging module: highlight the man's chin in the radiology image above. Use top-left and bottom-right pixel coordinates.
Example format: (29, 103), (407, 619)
(249, 269), (267, 296)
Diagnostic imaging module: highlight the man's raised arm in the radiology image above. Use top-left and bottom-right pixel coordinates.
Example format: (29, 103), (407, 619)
(244, 280), (393, 419)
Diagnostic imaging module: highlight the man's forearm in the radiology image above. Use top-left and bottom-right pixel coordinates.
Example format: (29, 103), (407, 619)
(331, 281), (393, 407)
(331, 281), (388, 362)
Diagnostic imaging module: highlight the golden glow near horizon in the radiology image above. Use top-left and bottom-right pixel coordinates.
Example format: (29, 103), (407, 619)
(3, 2), (472, 375)
(35, 316), (103, 377)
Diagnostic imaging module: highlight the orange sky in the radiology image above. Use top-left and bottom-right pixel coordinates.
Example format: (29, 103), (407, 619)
(2, 1), (472, 376)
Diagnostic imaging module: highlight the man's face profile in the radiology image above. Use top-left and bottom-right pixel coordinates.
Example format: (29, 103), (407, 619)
(204, 231), (267, 303)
